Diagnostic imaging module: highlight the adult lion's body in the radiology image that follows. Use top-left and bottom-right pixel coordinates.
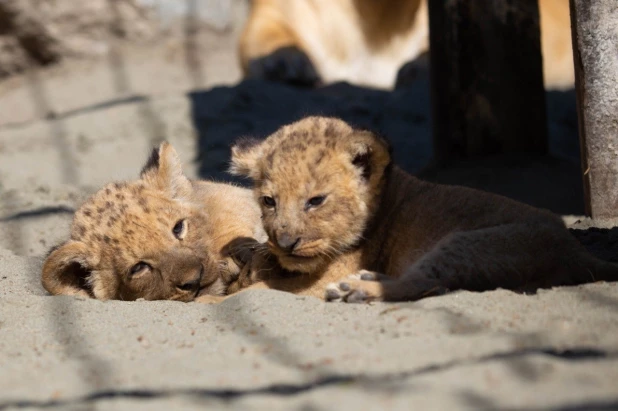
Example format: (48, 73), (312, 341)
(240, 0), (574, 90)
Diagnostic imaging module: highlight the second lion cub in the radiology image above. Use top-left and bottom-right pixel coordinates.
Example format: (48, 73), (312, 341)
(230, 116), (618, 303)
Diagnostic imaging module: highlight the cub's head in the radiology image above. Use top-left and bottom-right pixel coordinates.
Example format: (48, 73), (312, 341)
(230, 116), (391, 273)
(42, 142), (226, 302)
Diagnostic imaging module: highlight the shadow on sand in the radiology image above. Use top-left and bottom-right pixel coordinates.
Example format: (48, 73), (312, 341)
(188, 76), (582, 215)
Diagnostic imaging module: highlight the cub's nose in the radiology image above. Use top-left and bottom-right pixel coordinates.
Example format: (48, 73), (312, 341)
(276, 232), (300, 252)
(177, 277), (201, 292)
(177, 265), (204, 292)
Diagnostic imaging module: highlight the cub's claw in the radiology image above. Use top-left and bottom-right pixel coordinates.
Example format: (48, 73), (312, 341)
(325, 286), (343, 302)
(345, 288), (370, 304)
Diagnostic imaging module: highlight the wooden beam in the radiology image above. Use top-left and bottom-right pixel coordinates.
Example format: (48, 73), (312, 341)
(570, 0), (618, 219)
(428, 0), (548, 166)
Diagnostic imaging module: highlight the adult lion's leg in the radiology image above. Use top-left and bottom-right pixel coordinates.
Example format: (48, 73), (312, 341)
(239, 0), (320, 86)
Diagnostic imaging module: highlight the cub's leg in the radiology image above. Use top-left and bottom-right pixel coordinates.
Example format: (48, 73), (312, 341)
(329, 223), (618, 303)
(239, 0), (320, 86)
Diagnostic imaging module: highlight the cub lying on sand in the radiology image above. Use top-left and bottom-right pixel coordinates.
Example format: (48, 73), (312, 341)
(230, 116), (618, 303)
(42, 142), (345, 302)
(42, 142), (269, 302)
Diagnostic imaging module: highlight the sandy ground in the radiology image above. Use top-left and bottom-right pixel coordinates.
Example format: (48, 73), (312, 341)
(1, 8), (618, 411)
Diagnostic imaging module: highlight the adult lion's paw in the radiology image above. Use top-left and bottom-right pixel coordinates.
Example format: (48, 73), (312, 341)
(247, 46), (321, 87)
(325, 271), (385, 303)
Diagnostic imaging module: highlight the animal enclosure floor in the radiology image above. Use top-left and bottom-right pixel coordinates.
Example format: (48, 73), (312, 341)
(0, 19), (617, 411)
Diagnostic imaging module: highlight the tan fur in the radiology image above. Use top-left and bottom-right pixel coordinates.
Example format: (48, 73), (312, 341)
(240, 0), (574, 90)
(218, 247), (366, 301)
(230, 116), (618, 303)
(42, 142), (353, 303)
(42, 143), (268, 302)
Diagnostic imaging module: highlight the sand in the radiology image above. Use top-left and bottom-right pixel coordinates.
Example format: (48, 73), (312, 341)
(0, 6), (617, 410)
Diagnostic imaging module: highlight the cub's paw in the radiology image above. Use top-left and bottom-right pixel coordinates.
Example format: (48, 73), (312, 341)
(355, 270), (392, 282)
(325, 271), (386, 304)
(247, 46), (321, 87)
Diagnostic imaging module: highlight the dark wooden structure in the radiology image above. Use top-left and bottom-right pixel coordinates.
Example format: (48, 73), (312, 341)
(427, 0), (548, 167)
(570, 0), (618, 219)
(428, 0), (618, 219)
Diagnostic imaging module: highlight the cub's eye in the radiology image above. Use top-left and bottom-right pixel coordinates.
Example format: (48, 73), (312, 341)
(130, 262), (151, 275)
(172, 219), (187, 240)
(261, 196), (276, 208)
(306, 195), (326, 208)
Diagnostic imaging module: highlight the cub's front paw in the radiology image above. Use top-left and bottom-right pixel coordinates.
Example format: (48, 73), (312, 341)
(325, 271), (386, 303)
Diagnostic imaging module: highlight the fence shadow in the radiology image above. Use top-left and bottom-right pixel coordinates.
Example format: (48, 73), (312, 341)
(0, 0), (170, 405)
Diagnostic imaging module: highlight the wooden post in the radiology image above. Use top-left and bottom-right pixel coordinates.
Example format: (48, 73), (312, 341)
(570, 0), (618, 219)
(428, 0), (548, 166)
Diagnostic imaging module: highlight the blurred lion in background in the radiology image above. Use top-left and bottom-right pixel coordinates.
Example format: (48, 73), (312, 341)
(239, 0), (574, 90)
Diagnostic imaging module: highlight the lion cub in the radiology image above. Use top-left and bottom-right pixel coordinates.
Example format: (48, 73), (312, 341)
(42, 142), (270, 302)
(230, 116), (618, 303)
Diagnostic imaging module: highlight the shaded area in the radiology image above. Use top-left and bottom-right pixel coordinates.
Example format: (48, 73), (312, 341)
(0, 2), (165, 408)
(0, 206), (75, 222)
(190, 79), (431, 184)
(189, 77), (580, 214)
(569, 286), (618, 314)
(549, 401), (618, 411)
(208, 295), (340, 378)
(570, 227), (618, 263)
(458, 390), (502, 411)
(0, 0), (61, 69)
(0, 346), (612, 410)
(106, 0), (165, 148)
(428, 0), (548, 164)
(0, 95), (149, 130)
(183, 0), (204, 88)
(24, 67), (77, 185)
(45, 298), (115, 410)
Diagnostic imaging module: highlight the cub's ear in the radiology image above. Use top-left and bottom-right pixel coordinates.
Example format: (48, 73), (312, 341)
(42, 241), (94, 297)
(140, 142), (192, 199)
(344, 131), (392, 182)
(229, 137), (264, 179)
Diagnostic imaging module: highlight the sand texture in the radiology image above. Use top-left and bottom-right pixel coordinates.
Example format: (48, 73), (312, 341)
(1, 5), (617, 410)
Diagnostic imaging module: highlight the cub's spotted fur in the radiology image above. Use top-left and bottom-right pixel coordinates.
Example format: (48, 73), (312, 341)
(42, 142), (269, 302)
(230, 116), (618, 303)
